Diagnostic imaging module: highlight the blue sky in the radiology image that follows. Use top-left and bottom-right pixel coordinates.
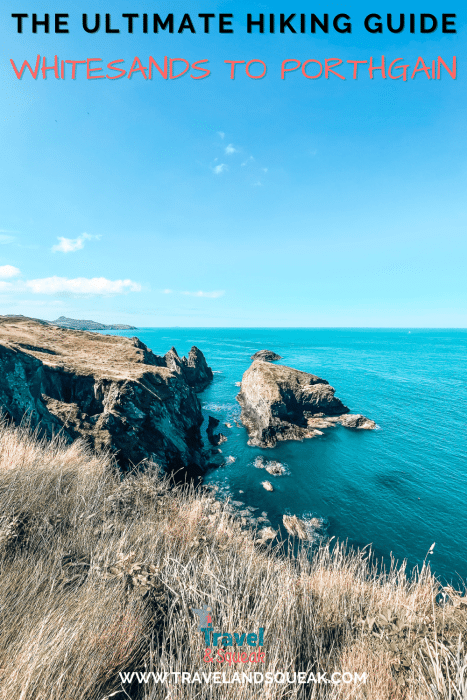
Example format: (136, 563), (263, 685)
(1, 0), (465, 326)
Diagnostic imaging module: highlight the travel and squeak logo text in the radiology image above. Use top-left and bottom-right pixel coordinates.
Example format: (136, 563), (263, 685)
(192, 605), (265, 666)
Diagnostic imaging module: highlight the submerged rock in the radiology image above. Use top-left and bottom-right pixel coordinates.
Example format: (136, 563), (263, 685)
(307, 517), (323, 530)
(206, 450), (225, 469)
(338, 414), (376, 430)
(237, 360), (349, 447)
(0, 316), (211, 478)
(251, 349), (282, 362)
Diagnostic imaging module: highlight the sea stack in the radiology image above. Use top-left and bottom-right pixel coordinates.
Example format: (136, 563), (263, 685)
(236, 360), (350, 447)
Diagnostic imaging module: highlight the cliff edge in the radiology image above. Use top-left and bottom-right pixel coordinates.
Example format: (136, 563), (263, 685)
(0, 316), (213, 476)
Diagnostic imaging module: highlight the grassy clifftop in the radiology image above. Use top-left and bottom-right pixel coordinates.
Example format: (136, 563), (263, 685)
(0, 419), (465, 700)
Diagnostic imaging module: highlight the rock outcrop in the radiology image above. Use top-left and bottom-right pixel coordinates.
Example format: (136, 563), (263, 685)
(338, 414), (376, 430)
(206, 416), (227, 446)
(237, 360), (349, 447)
(251, 350), (282, 362)
(262, 481), (274, 492)
(0, 316), (213, 478)
(181, 346), (214, 392)
(254, 456), (286, 475)
(163, 346), (213, 392)
(265, 461), (286, 476)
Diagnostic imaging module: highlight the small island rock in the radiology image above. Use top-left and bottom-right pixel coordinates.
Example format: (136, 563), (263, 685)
(262, 480), (274, 492)
(251, 349), (282, 362)
(265, 461), (286, 476)
(237, 360), (349, 447)
(338, 414), (376, 430)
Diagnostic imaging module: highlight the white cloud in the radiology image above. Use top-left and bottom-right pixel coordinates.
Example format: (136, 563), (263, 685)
(213, 164), (227, 175)
(0, 234), (15, 244)
(162, 289), (173, 294)
(181, 290), (225, 298)
(25, 276), (141, 296)
(52, 232), (100, 253)
(225, 144), (237, 155)
(0, 265), (20, 279)
(217, 131), (225, 139)
(0, 281), (13, 291)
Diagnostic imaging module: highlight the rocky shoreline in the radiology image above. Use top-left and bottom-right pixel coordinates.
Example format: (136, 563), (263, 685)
(0, 323), (376, 543)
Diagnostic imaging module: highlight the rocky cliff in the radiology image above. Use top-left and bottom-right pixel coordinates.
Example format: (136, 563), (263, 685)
(163, 346), (213, 392)
(236, 360), (351, 447)
(0, 316), (213, 477)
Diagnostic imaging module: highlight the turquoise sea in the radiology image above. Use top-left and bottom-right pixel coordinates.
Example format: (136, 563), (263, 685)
(103, 328), (467, 584)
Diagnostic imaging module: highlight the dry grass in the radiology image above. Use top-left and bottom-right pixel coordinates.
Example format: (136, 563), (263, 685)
(0, 419), (465, 700)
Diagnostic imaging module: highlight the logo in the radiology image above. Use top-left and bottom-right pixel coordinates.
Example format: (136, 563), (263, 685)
(191, 605), (213, 630)
(192, 606), (266, 665)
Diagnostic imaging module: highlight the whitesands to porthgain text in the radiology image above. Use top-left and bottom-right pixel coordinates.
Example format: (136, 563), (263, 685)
(10, 55), (457, 81)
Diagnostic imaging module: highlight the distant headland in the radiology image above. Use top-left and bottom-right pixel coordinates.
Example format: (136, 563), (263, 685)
(52, 316), (137, 331)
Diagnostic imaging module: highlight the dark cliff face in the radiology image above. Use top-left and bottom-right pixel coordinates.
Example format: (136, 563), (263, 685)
(236, 360), (349, 447)
(0, 317), (213, 478)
